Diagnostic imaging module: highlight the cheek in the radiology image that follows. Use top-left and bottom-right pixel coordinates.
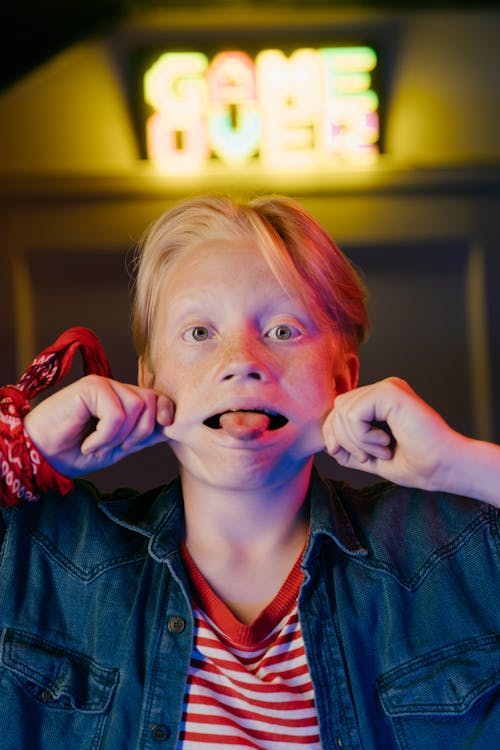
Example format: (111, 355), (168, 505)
(305, 344), (336, 382)
(314, 369), (337, 405)
(147, 345), (188, 398)
(291, 349), (336, 405)
(155, 348), (216, 407)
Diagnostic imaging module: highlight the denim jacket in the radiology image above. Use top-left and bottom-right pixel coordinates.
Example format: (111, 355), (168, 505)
(0, 472), (498, 750)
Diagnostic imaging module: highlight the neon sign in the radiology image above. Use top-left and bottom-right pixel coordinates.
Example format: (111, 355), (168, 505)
(144, 46), (379, 174)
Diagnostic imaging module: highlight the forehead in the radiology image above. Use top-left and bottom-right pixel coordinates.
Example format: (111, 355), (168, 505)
(159, 235), (298, 303)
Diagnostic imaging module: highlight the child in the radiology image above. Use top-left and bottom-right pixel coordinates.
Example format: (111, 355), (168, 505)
(1, 195), (499, 750)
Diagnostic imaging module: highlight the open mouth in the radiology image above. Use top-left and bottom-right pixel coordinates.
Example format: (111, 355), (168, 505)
(203, 409), (289, 431)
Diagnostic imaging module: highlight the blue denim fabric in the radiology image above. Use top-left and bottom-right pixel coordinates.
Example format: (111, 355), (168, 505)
(0, 472), (498, 749)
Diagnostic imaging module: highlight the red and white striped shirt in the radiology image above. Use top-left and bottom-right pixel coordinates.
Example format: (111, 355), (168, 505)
(177, 543), (320, 749)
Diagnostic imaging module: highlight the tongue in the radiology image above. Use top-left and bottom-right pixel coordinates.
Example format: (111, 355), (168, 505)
(219, 411), (271, 440)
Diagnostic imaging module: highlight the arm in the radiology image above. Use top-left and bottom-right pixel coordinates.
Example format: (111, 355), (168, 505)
(323, 376), (500, 509)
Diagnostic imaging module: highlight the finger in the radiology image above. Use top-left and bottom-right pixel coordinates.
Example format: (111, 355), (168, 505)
(355, 424), (395, 460)
(327, 410), (371, 464)
(156, 394), (175, 426)
(369, 420), (396, 449)
(358, 442), (393, 460)
(120, 393), (159, 453)
(333, 451), (392, 480)
(80, 383), (149, 454)
(327, 432), (371, 464)
(331, 445), (371, 468)
(119, 391), (175, 451)
(121, 392), (176, 453)
(322, 412), (340, 456)
(120, 424), (169, 456)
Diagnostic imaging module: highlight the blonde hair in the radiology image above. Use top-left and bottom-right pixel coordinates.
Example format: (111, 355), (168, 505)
(132, 195), (368, 364)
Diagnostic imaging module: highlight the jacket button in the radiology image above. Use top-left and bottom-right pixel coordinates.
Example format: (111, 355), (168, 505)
(151, 723), (169, 741)
(167, 615), (186, 633)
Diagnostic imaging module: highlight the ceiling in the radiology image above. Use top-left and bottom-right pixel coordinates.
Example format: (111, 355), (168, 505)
(2, 0), (499, 91)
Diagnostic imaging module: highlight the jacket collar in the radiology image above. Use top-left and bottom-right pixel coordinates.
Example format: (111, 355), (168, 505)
(99, 470), (368, 563)
(306, 470), (368, 559)
(99, 480), (184, 561)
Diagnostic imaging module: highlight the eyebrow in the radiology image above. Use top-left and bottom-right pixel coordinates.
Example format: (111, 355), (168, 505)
(164, 291), (220, 320)
(169, 285), (303, 310)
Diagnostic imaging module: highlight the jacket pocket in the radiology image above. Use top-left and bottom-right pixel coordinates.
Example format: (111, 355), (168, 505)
(0, 627), (118, 750)
(377, 633), (500, 750)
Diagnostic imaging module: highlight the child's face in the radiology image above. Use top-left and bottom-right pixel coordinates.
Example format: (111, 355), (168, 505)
(140, 237), (358, 490)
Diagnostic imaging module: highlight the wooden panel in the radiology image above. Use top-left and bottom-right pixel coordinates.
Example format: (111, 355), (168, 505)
(0, 251), (16, 386)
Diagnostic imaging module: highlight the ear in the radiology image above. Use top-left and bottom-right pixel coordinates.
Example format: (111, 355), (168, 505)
(333, 352), (359, 396)
(138, 356), (155, 389)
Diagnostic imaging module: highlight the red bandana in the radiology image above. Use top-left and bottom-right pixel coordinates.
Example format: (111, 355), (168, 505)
(0, 327), (111, 506)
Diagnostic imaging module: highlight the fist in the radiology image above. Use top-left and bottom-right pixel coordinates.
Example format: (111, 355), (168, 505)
(23, 375), (174, 476)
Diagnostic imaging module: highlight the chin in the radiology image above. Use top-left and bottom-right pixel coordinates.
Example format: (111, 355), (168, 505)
(181, 446), (313, 494)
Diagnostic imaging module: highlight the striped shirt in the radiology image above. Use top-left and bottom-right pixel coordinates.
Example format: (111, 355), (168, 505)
(177, 543), (320, 749)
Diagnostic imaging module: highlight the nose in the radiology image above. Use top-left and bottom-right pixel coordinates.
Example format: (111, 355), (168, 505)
(218, 335), (273, 383)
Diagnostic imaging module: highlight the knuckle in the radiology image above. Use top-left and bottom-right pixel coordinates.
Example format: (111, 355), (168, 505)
(128, 393), (146, 418)
(385, 376), (407, 390)
(82, 373), (104, 387)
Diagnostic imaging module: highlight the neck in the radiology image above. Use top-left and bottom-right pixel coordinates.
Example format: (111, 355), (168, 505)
(180, 460), (313, 558)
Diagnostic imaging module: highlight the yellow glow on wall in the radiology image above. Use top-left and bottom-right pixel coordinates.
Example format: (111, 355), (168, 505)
(143, 46), (379, 174)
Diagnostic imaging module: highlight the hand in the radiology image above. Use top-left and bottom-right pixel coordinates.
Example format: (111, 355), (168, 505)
(23, 374), (174, 477)
(322, 377), (458, 491)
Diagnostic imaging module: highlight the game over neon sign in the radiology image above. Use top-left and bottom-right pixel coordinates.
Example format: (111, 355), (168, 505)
(144, 46), (379, 174)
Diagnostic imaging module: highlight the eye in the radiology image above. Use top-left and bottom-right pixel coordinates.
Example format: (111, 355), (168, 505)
(182, 326), (212, 342)
(266, 324), (299, 341)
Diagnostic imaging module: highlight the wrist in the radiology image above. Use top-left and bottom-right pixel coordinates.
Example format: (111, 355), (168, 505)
(433, 430), (500, 508)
